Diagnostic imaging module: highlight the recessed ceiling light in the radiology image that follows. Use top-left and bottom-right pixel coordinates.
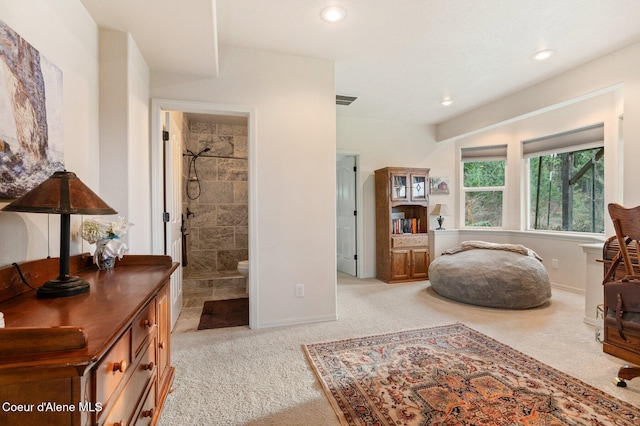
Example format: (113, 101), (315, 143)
(532, 49), (555, 61)
(320, 5), (347, 23)
(440, 98), (453, 107)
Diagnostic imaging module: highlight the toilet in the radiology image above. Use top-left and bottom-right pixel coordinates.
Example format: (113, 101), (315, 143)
(237, 260), (249, 293)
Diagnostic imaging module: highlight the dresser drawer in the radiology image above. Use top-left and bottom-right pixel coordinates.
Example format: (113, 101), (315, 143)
(132, 298), (156, 355)
(95, 328), (131, 409)
(391, 234), (428, 248)
(99, 339), (156, 426)
(133, 380), (157, 426)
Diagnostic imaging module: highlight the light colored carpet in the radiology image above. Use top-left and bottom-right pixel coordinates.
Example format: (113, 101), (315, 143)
(158, 273), (640, 426)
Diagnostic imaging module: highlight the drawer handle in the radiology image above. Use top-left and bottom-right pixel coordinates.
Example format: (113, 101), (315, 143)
(143, 319), (153, 328)
(142, 408), (155, 418)
(143, 361), (154, 371)
(112, 360), (127, 373)
(114, 421), (125, 426)
(159, 341), (165, 349)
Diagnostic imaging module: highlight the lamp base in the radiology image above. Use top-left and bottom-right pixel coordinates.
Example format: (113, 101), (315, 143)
(36, 276), (90, 298)
(436, 216), (445, 230)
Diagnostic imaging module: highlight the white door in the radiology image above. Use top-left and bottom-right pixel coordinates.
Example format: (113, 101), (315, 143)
(164, 112), (183, 330)
(336, 155), (357, 276)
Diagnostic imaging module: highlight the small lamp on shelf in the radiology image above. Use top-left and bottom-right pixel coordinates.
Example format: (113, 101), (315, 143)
(1, 170), (117, 298)
(430, 204), (450, 230)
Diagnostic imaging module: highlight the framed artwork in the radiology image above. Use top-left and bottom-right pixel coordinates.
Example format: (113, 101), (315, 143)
(0, 19), (64, 200)
(430, 177), (450, 195)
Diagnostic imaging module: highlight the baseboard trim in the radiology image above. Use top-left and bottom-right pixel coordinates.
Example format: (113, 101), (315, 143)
(551, 282), (585, 295)
(257, 314), (338, 329)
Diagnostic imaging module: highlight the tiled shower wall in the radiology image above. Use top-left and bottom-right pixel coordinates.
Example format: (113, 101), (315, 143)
(182, 119), (248, 277)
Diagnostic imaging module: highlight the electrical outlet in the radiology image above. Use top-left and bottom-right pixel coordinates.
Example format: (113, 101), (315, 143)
(295, 283), (305, 298)
(551, 259), (559, 269)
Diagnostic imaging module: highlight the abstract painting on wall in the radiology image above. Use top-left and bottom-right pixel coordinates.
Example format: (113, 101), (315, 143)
(0, 19), (64, 199)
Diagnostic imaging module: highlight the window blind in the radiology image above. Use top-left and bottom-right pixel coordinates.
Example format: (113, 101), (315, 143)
(460, 144), (507, 162)
(522, 123), (604, 158)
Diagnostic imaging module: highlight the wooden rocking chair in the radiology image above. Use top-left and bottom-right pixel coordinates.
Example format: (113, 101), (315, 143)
(603, 203), (640, 387)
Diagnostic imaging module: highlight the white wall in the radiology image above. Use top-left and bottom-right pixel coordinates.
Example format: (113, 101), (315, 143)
(99, 29), (152, 254)
(98, 30), (129, 235)
(151, 47), (337, 328)
(0, 1), (100, 266)
(127, 35), (152, 254)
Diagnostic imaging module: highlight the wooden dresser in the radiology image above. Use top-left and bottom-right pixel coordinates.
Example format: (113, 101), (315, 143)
(0, 254), (178, 426)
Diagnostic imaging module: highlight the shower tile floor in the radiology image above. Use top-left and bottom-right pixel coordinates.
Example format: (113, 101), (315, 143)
(173, 269), (248, 333)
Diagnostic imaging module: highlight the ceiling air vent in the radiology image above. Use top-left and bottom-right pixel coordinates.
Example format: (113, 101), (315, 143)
(336, 95), (357, 106)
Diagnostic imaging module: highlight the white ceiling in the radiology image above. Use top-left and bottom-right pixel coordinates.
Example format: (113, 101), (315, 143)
(81, 0), (640, 125)
(80, 0), (218, 77)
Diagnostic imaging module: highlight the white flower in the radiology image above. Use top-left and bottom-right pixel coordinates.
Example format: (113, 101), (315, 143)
(109, 217), (132, 238)
(82, 217), (133, 244)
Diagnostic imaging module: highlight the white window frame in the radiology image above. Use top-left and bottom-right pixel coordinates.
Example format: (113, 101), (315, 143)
(523, 123), (605, 234)
(460, 145), (508, 229)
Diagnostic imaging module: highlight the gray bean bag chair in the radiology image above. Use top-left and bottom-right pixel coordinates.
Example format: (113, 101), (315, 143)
(428, 241), (551, 309)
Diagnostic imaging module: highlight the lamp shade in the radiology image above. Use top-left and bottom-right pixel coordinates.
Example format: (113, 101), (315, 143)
(2, 170), (116, 215)
(430, 204), (450, 216)
(1, 170), (116, 298)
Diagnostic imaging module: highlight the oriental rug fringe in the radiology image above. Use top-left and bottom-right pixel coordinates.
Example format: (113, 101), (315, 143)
(303, 323), (640, 425)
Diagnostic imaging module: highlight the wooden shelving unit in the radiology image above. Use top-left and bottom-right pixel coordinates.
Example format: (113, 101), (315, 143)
(375, 167), (430, 283)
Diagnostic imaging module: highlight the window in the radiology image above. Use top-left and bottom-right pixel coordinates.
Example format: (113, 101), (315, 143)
(461, 145), (507, 227)
(524, 124), (604, 233)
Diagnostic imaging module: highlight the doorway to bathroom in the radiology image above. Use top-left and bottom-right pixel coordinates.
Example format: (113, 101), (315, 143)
(181, 113), (248, 330)
(151, 99), (257, 330)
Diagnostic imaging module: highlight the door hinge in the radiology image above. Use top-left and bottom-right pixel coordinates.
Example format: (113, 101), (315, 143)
(162, 212), (170, 222)
(354, 210), (357, 216)
(353, 166), (357, 172)
(354, 254), (358, 260)
(162, 131), (169, 141)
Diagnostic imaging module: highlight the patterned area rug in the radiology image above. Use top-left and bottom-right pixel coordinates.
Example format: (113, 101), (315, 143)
(303, 323), (640, 425)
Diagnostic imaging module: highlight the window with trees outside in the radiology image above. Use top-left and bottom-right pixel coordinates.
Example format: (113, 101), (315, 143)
(461, 145), (507, 227)
(524, 123), (605, 234)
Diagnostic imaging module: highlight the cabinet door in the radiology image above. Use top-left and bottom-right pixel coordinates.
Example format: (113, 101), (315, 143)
(390, 250), (411, 280)
(410, 248), (429, 279)
(410, 173), (428, 202)
(390, 173), (409, 201)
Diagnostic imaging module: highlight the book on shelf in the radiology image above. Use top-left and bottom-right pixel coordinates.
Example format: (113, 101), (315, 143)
(392, 218), (421, 234)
